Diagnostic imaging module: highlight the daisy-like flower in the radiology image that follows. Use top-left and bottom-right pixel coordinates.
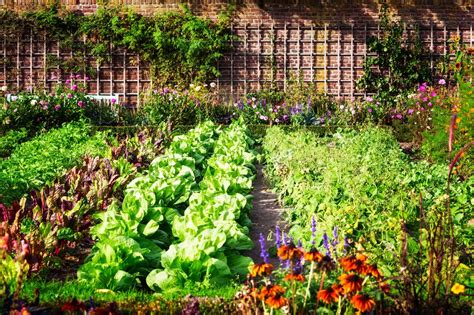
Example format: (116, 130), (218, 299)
(265, 293), (288, 309)
(317, 286), (340, 304)
(339, 254), (367, 274)
(339, 273), (363, 294)
(284, 272), (305, 282)
(379, 282), (390, 294)
(250, 263), (273, 278)
(364, 264), (382, 279)
(277, 243), (304, 261)
(454, 62), (461, 70)
(351, 294), (375, 312)
(304, 248), (323, 262)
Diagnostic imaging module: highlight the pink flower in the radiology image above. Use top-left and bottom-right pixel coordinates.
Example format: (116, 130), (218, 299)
(408, 109), (414, 115)
(71, 85), (78, 91)
(431, 91), (437, 97)
(422, 97), (428, 102)
(438, 79), (446, 85)
(66, 79), (71, 84)
(367, 107), (373, 113)
(75, 74), (81, 79)
(365, 96), (373, 102)
(418, 85), (427, 92)
(259, 115), (268, 121)
(67, 93), (72, 99)
(111, 98), (116, 104)
(77, 100), (84, 107)
(54, 105), (61, 111)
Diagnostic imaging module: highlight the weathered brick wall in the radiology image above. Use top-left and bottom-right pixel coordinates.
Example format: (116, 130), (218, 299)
(0, 0), (472, 104)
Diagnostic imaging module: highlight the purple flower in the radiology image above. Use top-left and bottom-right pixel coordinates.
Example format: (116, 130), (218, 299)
(75, 74), (81, 79)
(77, 100), (84, 107)
(331, 227), (339, 258)
(259, 233), (270, 264)
(367, 107), (373, 113)
(163, 87), (169, 94)
(395, 114), (403, 120)
(418, 84), (427, 92)
(343, 237), (350, 255)
(311, 216), (317, 245)
(54, 105), (61, 111)
(323, 232), (331, 258)
(297, 239), (303, 248)
(111, 98), (117, 104)
(438, 78), (446, 85)
(275, 226), (282, 248)
(408, 109), (414, 115)
(259, 115), (269, 121)
(365, 96), (373, 102)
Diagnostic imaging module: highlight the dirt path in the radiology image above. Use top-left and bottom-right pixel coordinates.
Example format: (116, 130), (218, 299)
(245, 164), (286, 265)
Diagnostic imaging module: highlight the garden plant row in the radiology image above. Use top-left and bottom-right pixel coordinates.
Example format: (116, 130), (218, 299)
(262, 126), (473, 276)
(78, 120), (257, 292)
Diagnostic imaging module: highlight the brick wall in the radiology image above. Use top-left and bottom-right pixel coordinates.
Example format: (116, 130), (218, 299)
(0, 0), (472, 104)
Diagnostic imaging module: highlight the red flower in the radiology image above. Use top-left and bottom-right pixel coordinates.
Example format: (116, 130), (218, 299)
(304, 248), (323, 262)
(339, 273), (363, 294)
(250, 263), (273, 277)
(284, 272), (305, 282)
(277, 244), (304, 260)
(317, 286), (340, 304)
(351, 294), (375, 312)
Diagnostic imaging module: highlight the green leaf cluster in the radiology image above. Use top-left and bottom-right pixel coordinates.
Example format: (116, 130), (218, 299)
(78, 121), (220, 290)
(148, 122), (257, 291)
(0, 122), (108, 204)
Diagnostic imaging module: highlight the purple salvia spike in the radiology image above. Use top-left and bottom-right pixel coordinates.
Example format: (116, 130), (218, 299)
(275, 226), (281, 248)
(343, 237), (350, 255)
(323, 232), (331, 258)
(297, 239), (302, 248)
(311, 216), (317, 245)
(259, 233), (270, 264)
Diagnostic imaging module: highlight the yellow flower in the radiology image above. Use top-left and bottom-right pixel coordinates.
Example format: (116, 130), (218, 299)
(451, 283), (465, 295)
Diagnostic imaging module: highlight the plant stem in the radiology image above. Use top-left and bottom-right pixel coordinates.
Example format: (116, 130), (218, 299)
(303, 261), (315, 309)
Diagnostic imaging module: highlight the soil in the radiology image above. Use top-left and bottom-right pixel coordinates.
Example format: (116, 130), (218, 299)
(245, 164), (286, 266)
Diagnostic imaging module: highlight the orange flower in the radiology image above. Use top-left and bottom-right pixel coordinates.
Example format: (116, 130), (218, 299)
(365, 264), (382, 279)
(277, 244), (304, 260)
(317, 286), (340, 304)
(339, 273), (363, 293)
(249, 287), (260, 299)
(379, 282), (390, 294)
(351, 294), (375, 312)
(250, 263), (273, 277)
(265, 294), (288, 309)
(332, 283), (344, 295)
(319, 255), (336, 271)
(284, 272), (305, 282)
(340, 254), (367, 274)
(304, 248), (323, 262)
(260, 284), (285, 300)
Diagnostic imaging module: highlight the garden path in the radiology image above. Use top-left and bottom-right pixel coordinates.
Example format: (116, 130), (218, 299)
(245, 164), (286, 265)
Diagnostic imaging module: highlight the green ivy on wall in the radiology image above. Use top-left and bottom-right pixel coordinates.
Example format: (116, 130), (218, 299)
(0, 3), (234, 86)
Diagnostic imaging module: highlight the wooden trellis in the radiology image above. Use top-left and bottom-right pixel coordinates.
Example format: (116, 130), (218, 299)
(0, 23), (472, 104)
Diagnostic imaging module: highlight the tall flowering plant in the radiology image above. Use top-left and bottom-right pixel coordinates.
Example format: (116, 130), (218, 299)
(236, 223), (390, 314)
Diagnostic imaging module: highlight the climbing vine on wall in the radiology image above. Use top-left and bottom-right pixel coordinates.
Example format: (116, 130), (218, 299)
(0, 3), (233, 85)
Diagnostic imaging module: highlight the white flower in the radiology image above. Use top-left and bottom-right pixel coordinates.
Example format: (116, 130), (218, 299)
(1, 86), (7, 92)
(339, 105), (345, 110)
(195, 86), (201, 92)
(210, 82), (216, 88)
(190, 84), (195, 88)
(11, 95), (18, 102)
(252, 97), (256, 102)
(169, 96), (173, 101)
(31, 99), (37, 105)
